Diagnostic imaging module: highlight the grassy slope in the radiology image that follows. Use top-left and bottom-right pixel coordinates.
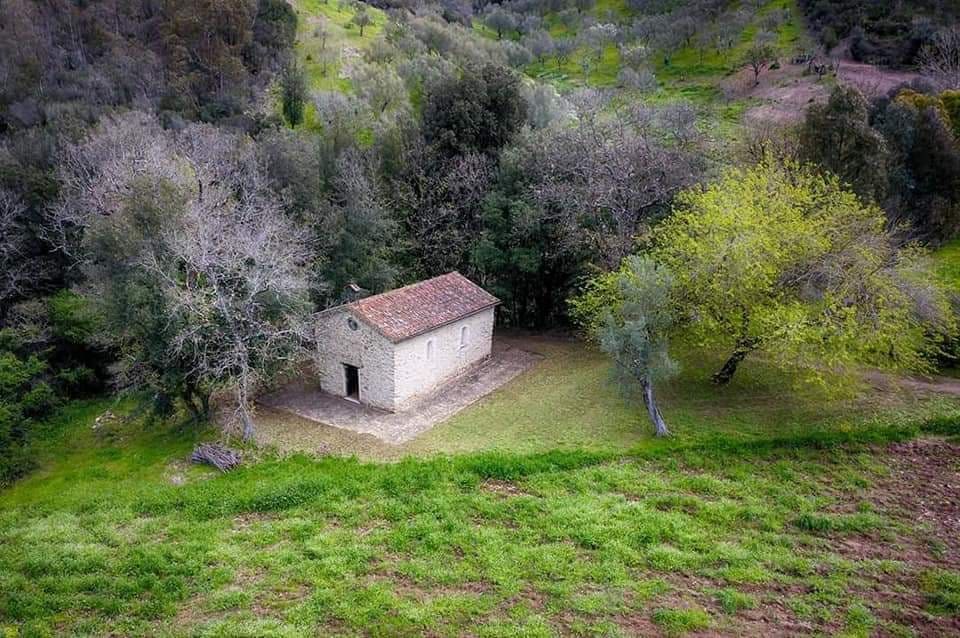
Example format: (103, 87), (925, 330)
(292, 0), (387, 93)
(933, 239), (960, 292)
(255, 338), (960, 461)
(2, 401), (959, 636)
(3, 342), (960, 634)
(516, 0), (810, 96)
(484, 0), (816, 143)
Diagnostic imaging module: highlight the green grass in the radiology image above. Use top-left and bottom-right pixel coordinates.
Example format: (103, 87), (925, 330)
(256, 337), (960, 462)
(293, 0), (387, 93)
(526, 43), (622, 89)
(398, 338), (960, 458)
(933, 239), (960, 291)
(651, 607), (711, 635)
(510, 0), (817, 141)
(655, 0), (810, 82)
(2, 380), (960, 634)
(921, 569), (960, 615)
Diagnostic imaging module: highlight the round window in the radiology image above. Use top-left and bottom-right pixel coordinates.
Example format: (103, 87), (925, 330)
(347, 317), (359, 331)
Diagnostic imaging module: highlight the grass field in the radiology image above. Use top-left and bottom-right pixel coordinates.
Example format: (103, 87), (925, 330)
(255, 336), (960, 461)
(934, 239), (960, 292)
(292, 0), (387, 93)
(3, 338), (960, 635)
(2, 399), (960, 636)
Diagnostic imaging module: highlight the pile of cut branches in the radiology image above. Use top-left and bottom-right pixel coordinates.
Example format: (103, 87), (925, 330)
(190, 443), (242, 472)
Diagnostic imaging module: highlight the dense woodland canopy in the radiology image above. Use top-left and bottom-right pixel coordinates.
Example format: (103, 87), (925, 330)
(3, 0), (960, 475)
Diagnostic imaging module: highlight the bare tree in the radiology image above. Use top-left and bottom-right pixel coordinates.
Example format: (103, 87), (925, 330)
(149, 176), (313, 440)
(0, 189), (38, 311)
(525, 101), (701, 266)
(658, 101), (699, 148)
(744, 41), (776, 86)
(50, 114), (315, 436)
(920, 25), (960, 90)
(48, 112), (185, 257)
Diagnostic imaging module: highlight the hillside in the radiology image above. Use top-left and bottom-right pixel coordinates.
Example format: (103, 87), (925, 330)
(283, 0), (863, 136)
(292, 0), (388, 92)
(3, 1), (960, 636)
(2, 397), (960, 635)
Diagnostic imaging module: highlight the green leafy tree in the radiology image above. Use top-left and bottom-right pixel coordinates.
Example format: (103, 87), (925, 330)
(0, 351), (56, 485)
(279, 60), (307, 126)
(570, 257), (676, 436)
(351, 6), (373, 37)
(798, 85), (889, 204)
(874, 92), (960, 240)
(652, 161), (954, 385)
(423, 64), (527, 156)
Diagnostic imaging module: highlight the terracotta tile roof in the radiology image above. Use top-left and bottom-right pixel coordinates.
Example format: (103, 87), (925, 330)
(348, 272), (499, 342)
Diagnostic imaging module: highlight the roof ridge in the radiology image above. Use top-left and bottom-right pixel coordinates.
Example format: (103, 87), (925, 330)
(344, 272), (499, 343)
(349, 271), (464, 307)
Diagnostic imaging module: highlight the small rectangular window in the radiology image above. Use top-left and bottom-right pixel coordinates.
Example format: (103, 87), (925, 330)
(459, 325), (469, 349)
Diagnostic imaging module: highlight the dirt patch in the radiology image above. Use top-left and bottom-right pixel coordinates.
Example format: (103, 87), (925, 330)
(232, 512), (279, 531)
(836, 59), (920, 97)
(829, 38), (922, 98)
(253, 581), (310, 616)
(738, 46), (923, 127)
(813, 438), (960, 636)
(724, 60), (830, 126)
(482, 479), (529, 498)
(163, 459), (191, 486)
(367, 571), (492, 603)
(866, 371), (960, 398)
(870, 438), (960, 564)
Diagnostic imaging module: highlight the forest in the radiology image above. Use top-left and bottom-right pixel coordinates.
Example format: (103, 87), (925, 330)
(2, 0), (960, 635)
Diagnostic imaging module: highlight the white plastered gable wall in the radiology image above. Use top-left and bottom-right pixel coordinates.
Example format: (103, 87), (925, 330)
(392, 306), (495, 410)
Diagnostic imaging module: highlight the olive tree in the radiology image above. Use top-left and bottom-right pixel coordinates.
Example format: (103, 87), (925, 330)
(571, 256), (677, 436)
(351, 6), (373, 37)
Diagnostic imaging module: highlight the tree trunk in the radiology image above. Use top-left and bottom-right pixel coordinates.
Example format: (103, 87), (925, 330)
(712, 345), (752, 385)
(199, 391), (211, 419)
(182, 383), (213, 423)
(640, 374), (670, 437)
(239, 403), (255, 441)
(236, 372), (255, 441)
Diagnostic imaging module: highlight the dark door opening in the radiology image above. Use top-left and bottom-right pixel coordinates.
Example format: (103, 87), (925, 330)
(343, 364), (360, 401)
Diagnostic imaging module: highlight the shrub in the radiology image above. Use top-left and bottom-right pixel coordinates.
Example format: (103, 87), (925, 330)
(921, 570), (960, 614)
